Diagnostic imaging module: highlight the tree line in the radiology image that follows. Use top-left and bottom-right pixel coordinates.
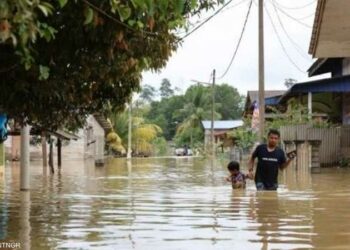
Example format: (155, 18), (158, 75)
(107, 79), (244, 156)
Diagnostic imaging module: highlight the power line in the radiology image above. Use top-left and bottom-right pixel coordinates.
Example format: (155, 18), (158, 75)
(270, 0), (312, 61)
(271, 1), (313, 28)
(177, 0), (249, 36)
(180, 0), (236, 40)
(273, 0), (317, 10)
(221, 0), (250, 14)
(217, 0), (253, 79)
(82, 0), (159, 36)
(298, 13), (315, 20)
(264, 4), (306, 73)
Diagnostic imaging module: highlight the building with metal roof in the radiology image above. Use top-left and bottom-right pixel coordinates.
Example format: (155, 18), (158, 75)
(201, 120), (243, 130)
(201, 120), (243, 150)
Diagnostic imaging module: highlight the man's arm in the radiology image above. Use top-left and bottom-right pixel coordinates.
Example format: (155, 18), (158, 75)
(248, 156), (255, 172)
(249, 144), (259, 172)
(280, 151), (296, 170)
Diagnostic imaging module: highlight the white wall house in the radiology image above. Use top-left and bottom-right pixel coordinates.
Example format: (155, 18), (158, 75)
(4, 114), (112, 165)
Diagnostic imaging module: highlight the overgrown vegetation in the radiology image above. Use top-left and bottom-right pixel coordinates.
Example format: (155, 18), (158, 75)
(107, 80), (244, 156)
(230, 101), (332, 153)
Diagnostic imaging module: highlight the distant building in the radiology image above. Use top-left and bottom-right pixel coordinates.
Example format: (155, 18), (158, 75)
(243, 90), (286, 119)
(4, 114), (112, 165)
(201, 120), (243, 148)
(65, 114), (112, 164)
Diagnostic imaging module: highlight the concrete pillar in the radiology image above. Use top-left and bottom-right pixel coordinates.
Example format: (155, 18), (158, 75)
(308, 92), (312, 120)
(41, 132), (47, 168)
(20, 125), (30, 191)
(57, 138), (62, 168)
(48, 138), (54, 174)
(310, 140), (321, 173)
(11, 135), (20, 161)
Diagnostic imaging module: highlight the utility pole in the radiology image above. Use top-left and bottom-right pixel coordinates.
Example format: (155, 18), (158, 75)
(211, 69), (216, 156)
(20, 125), (30, 191)
(190, 73), (216, 157)
(127, 102), (132, 160)
(258, 0), (265, 142)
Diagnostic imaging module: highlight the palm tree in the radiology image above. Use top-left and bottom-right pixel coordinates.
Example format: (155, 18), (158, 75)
(109, 111), (163, 156)
(175, 85), (221, 147)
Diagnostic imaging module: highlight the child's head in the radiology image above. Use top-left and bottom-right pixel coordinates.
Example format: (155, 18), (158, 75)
(227, 161), (240, 175)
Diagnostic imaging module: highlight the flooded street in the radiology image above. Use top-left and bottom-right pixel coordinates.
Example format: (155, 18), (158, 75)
(1, 158), (350, 249)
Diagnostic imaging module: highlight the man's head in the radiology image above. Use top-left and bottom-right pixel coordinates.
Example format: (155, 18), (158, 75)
(267, 129), (280, 147)
(227, 161), (240, 175)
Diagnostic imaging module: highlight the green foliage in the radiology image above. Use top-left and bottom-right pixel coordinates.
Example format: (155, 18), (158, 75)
(174, 126), (203, 148)
(147, 95), (185, 140)
(109, 111), (129, 145)
(266, 101), (332, 136)
(109, 107), (166, 156)
(145, 82), (244, 145)
(228, 125), (257, 151)
(339, 157), (350, 168)
(0, 0), (222, 130)
(106, 131), (126, 155)
(159, 78), (174, 98)
(152, 137), (168, 156)
(174, 84), (222, 147)
(214, 84), (244, 119)
(140, 84), (157, 103)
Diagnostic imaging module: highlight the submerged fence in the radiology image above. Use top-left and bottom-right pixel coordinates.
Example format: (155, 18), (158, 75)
(280, 125), (350, 166)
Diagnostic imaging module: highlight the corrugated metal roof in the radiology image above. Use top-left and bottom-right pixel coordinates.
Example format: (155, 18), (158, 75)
(265, 96), (282, 106)
(247, 91), (286, 104)
(201, 120), (243, 130)
(244, 90), (286, 112)
(93, 113), (113, 133)
(279, 75), (350, 103)
(52, 129), (79, 140)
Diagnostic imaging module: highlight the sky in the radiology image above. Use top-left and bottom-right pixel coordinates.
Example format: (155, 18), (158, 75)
(141, 0), (321, 96)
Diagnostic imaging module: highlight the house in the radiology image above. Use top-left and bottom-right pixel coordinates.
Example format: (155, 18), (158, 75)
(244, 90), (286, 118)
(278, 0), (350, 126)
(201, 120), (243, 148)
(276, 0), (350, 166)
(4, 114), (112, 165)
(64, 114), (112, 164)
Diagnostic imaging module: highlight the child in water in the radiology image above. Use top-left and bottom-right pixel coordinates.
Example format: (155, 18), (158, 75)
(225, 161), (253, 189)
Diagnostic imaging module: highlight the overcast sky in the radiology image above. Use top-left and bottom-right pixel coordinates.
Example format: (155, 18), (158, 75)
(141, 0), (320, 96)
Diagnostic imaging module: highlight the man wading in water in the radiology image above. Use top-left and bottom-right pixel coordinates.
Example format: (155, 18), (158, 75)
(248, 129), (296, 191)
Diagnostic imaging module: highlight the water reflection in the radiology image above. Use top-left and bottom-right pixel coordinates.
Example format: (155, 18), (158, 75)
(19, 192), (31, 250)
(0, 158), (349, 249)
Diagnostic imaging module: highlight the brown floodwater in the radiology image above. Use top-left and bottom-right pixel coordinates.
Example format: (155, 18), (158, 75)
(0, 157), (350, 250)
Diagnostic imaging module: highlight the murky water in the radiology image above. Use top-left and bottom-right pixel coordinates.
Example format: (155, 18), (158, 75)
(1, 157), (350, 249)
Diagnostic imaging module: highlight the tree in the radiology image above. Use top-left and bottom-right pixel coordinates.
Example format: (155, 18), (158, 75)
(146, 95), (185, 140)
(214, 84), (244, 119)
(109, 110), (164, 156)
(106, 131), (126, 156)
(140, 84), (157, 103)
(0, 1), (58, 69)
(175, 84), (221, 147)
(0, 0), (222, 130)
(284, 78), (297, 88)
(159, 78), (174, 98)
